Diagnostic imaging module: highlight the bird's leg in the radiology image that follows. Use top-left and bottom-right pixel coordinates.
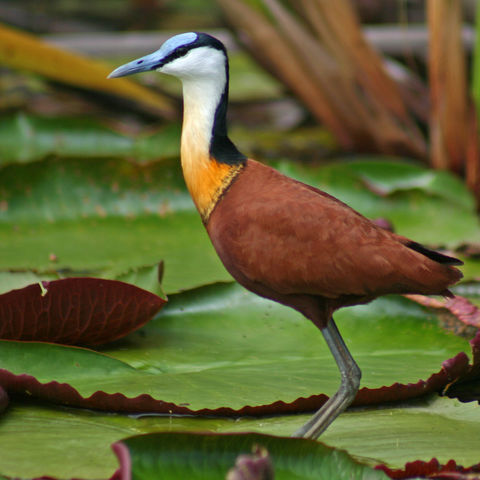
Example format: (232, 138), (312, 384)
(292, 317), (361, 439)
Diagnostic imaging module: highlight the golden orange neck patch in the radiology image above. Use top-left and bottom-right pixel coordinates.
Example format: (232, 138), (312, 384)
(181, 140), (243, 222)
(180, 84), (243, 222)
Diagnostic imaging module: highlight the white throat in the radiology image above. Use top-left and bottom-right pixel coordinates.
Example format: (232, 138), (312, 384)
(161, 47), (227, 172)
(181, 72), (225, 159)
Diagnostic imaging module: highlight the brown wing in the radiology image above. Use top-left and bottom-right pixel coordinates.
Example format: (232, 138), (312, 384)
(207, 160), (462, 300)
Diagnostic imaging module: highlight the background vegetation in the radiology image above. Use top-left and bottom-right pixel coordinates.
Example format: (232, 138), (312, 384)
(1, 1), (480, 479)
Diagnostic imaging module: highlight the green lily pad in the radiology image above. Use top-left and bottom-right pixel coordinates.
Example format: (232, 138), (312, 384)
(345, 159), (473, 209)
(0, 156), (229, 293)
(0, 113), (180, 166)
(0, 283), (473, 414)
(456, 256), (480, 282)
(114, 431), (387, 480)
(0, 396), (478, 479)
(0, 263), (166, 298)
(0, 271), (58, 295)
(0, 401), (388, 480)
(1, 155), (477, 294)
(218, 396), (480, 469)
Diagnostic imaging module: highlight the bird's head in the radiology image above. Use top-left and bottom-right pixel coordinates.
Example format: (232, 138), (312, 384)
(108, 32), (227, 81)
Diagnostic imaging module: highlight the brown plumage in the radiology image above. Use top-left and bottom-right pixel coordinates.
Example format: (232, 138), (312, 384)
(208, 159), (461, 328)
(109, 32), (463, 439)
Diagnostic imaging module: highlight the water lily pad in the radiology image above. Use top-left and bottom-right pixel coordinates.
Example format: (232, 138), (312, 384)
(0, 113), (180, 166)
(0, 156), (229, 293)
(113, 432), (388, 480)
(0, 396), (479, 479)
(0, 283), (475, 415)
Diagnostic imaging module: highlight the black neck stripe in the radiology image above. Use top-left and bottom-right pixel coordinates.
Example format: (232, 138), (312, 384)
(154, 32), (246, 165)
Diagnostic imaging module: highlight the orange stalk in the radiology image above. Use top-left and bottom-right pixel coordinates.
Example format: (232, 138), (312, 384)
(427, 0), (468, 173)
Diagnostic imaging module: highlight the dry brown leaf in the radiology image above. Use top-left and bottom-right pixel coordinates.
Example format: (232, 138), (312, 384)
(217, 0), (355, 148)
(0, 22), (175, 118)
(262, 0), (373, 139)
(466, 104), (480, 204)
(405, 294), (480, 329)
(297, 0), (426, 157)
(427, 0), (468, 172)
(219, 0), (427, 157)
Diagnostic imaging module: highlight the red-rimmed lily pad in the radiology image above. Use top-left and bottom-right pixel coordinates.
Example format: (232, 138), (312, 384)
(0, 282), (478, 415)
(1, 396), (479, 479)
(0, 386), (7, 413)
(377, 459), (480, 480)
(0, 277), (165, 345)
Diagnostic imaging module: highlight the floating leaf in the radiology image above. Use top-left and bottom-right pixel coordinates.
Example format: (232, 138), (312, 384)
(0, 156), (478, 294)
(113, 432), (388, 480)
(103, 262), (166, 298)
(1, 396), (480, 479)
(0, 113), (181, 167)
(344, 159), (474, 209)
(0, 283), (476, 415)
(0, 277), (165, 345)
(0, 386), (7, 413)
(0, 271), (58, 296)
(378, 459), (480, 480)
(406, 293), (480, 329)
(217, 397), (480, 474)
(0, 156), (229, 293)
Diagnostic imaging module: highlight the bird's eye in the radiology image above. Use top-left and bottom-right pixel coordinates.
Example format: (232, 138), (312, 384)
(176, 46), (188, 57)
(137, 59), (144, 65)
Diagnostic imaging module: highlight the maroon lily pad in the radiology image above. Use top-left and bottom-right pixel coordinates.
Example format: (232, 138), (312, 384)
(0, 330), (478, 416)
(0, 278), (165, 345)
(405, 294), (480, 329)
(0, 285), (478, 415)
(376, 458), (480, 479)
(0, 385), (8, 413)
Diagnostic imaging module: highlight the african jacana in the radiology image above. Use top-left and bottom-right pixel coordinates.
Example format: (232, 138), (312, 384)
(109, 32), (463, 439)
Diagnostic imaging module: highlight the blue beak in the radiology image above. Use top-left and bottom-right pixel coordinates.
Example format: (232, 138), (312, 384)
(108, 51), (164, 78)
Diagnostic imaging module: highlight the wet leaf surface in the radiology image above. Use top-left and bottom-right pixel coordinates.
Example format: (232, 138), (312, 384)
(0, 129), (479, 479)
(0, 155), (478, 294)
(0, 396), (479, 479)
(113, 432), (388, 480)
(0, 156), (230, 293)
(0, 114), (180, 167)
(0, 283), (476, 415)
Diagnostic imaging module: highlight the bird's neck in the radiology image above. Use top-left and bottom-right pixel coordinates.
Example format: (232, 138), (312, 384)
(180, 69), (245, 222)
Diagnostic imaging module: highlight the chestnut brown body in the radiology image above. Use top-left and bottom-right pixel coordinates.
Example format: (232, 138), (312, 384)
(207, 160), (462, 328)
(109, 31), (464, 438)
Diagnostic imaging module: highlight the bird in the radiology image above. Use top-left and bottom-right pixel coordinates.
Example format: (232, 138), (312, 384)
(109, 32), (463, 439)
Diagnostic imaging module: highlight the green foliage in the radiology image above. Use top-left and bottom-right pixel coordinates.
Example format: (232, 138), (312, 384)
(1, 113), (480, 478)
(0, 114), (181, 166)
(0, 153), (229, 293)
(1, 396), (479, 478)
(119, 432), (388, 480)
(0, 284), (471, 411)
